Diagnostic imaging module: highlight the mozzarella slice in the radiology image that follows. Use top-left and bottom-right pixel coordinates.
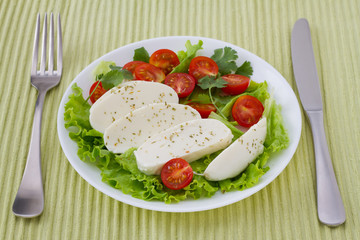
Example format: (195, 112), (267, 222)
(204, 118), (267, 181)
(89, 81), (178, 133)
(93, 80), (132, 105)
(104, 103), (201, 153)
(134, 119), (233, 175)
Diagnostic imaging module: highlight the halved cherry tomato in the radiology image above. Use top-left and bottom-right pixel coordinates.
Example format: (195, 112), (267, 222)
(232, 95), (264, 127)
(161, 158), (193, 190)
(188, 56), (219, 82)
(134, 63), (165, 82)
(221, 74), (250, 95)
(149, 49), (180, 75)
(164, 73), (196, 98)
(123, 61), (145, 77)
(187, 102), (217, 118)
(89, 81), (107, 104)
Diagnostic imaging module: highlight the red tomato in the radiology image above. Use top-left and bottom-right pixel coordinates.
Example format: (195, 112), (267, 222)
(123, 61), (145, 77)
(164, 73), (196, 98)
(149, 49), (180, 75)
(161, 158), (193, 190)
(232, 95), (264, 127)
(221, 74), (250, 95)
(134, 63), (165, 82)
(89, 81), (107, 104)
(188, 56), (219, 81)
(187, 102), (217, 118)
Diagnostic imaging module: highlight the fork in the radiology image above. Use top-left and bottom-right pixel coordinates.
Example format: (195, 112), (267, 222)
(12, 13), (62, 218)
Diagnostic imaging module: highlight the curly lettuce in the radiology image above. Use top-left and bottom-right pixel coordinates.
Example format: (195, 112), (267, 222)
(170, 40), (203, 74)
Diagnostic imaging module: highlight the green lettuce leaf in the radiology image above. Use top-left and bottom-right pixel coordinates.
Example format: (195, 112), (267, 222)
(219, 81), (270, 118)
(218, 159), (268, 191)
(170, 40), (203, 73)
(263, 95), (290, 153)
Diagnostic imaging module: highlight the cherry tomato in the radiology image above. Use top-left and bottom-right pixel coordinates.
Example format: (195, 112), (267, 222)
(232, 95), (264, 127)
(161, 158), (193, 190)
(123, 61), (145, 77)
(149, 49), (180, 75)
(188, 56), (219, 81)
(164, 73), (196, 98)
(134, 63), (165, 82)
(89, 81), (107, 104)
(221, 74), (250, 95)
(187, 102), (217, 118)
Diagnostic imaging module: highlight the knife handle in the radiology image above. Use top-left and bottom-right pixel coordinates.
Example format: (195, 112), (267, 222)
(306, 110), (346, 226)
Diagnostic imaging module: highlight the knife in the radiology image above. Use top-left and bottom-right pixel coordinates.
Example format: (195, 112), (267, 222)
(291, 18), (346, 226)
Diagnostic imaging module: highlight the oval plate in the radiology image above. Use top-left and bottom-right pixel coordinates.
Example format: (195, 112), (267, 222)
(57, 36), (302, 212)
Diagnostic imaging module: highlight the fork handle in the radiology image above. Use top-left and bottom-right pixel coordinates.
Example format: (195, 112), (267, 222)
(12, 90), (47, 218)
(306, 110), (346, 226)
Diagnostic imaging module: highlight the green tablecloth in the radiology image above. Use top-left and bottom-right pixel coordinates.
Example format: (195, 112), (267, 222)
(1, 0), (359, 239)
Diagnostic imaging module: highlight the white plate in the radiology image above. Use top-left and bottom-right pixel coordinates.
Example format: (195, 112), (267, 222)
(57, 36), (302, 212)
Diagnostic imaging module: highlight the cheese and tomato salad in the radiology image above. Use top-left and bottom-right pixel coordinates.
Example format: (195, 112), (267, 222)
(64, 40), (289, 203)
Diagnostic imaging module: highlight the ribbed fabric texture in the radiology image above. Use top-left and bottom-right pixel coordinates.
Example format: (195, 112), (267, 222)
(0, 0), (359, 239)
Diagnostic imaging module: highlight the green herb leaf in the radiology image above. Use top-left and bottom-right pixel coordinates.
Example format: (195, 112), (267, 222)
(188, 93), (212, 104)
(170, 40), (203, 74)
(133, 47), (150, 62)
(197, 76), (228, 90)
(235, 61), (253, 77)
(100, 67), (133, 90)
(109, 65), (123, 71)
(197, 76), (228, 118)
(211, 47), (238, 75)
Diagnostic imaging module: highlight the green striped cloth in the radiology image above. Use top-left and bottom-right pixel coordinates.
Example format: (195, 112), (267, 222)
(0, 0), (359, 239)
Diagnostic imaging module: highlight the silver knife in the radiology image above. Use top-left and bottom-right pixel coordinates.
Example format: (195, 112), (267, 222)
(291, 18), (346, 226)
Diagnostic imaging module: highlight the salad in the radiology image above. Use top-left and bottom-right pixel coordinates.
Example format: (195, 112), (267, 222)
(64, 40), (289, 203)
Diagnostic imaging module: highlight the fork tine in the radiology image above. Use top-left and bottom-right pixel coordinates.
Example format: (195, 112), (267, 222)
(48, 13), (54, 75)
(31, 14), (40, 75)
(39, 13), (47, 74)
(57, 14), (63, 75)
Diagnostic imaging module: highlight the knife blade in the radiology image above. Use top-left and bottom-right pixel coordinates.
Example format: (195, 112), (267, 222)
(291, 18), (346, 226)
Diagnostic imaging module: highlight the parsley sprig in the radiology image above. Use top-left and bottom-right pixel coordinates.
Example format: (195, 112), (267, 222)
(133, 47), (150, 62)
(197, 75), (228, 118)
(211, 47), (253, 78)
(235, 61), (253, 78)
(211, 47), (238, 75)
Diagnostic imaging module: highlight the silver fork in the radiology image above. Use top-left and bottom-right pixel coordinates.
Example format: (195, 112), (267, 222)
(12, 13), (62, 218)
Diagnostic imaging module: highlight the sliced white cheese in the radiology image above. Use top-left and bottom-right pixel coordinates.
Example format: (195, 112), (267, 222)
(104, 103), (201, 153)
(89, 81), (179, 133)
(93, 80), (132, 105)
(134, 119), (233, 175)
(204, 118), (267, 181)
